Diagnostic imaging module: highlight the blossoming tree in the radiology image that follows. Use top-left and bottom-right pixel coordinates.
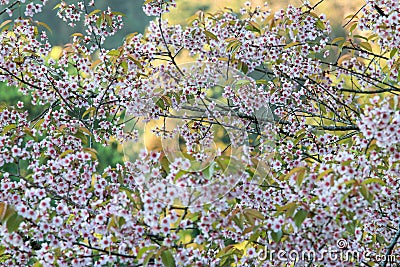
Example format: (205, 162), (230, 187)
(0, 0), (399, 266)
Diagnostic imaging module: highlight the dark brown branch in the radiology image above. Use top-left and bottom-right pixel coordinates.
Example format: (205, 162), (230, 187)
(342, 4), (366, 27)
(0, 0), (20, 16)
(320, 61), (400, 91)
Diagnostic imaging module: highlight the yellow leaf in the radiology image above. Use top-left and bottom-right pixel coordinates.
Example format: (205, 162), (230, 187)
(243, 209), (265, 220)
(90, 59), (102, 70)
(225, 37), (237, 42)
(276, 202), (298, 212)
(49, 46), (63, 60)
(79, 126), (91, 135)
(337, 54), (351, 66)
(0, 20), (12, 29)
(36, 21), (52, 33)
(317, 169), (333, 180)
(284, 42), (300, 49)
(362, 178), (386, 186)
(1, 124), (16, 135)
(88, 9), (101, 17)
(285, 166), (306, 179)
(360, 42), (372, 52)
(71, 32), (84, 37)
(332, 37), (344, 44)
(243, 226), (254, 235)
(59, 149), (74, 158)
(82, 107), (95, 118)
(91, 174), (97, 187)
(83, 147), (97, 160)
(0, 202), (7, 221)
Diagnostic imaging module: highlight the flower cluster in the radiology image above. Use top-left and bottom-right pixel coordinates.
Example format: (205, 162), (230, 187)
(359, 0), (400, 50)
(358, 96), (400, 148)
(143, 0), (176, 17)
(0, 0), (398, 266)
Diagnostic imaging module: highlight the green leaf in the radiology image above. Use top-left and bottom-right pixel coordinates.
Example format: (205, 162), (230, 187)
(6, 213), (24, 233)
(2, 124), (16, 135)
(143, 250), (155, 266)
(376, 234), (385, 244)
(96, 16), (102, 28)
(156, 98), (165, 110)
(271, 230), (283, 243)
(105, 14), (112, 26)
(88, 9), (102, 17)
(360, 42), (372, 52)
(235, 79), (251, 88)
(137, 245), (157, 259)
(345, 222), (355, 235)
(340, 189), (352, 202)
(296, 169), (306, 186)
(0, 20), (12, 30)
(203, 162), (217, 180)
(205, 30), (218, 41)
(82, 107), (95, 118)
(316, 19), (325, 30)
(226, 39), (241, 52)
(111, 11), (126, 17)
(284, 42), (299, 49)
(36, 21), (52, 33)
(249, 226), (261, 242)
(59, 149), (74, 158)
(362, 178), (385, 186)
(390, 48), (398, 58)
(277, 202), (298, 213)
(248, 21), (261, 33)
(256, 79), (267, 85)
(0, 203), (15, 222)
(294, 209), (308, 228)
(285, 166), (306, 186)
(107, 49), (120, 57)
(232, 215), (244, 230)
(243, 209), (265, 220)
(128, 55), (142, 68)
(121, 61), (128, 72)
(161, 250), (176, 267)
(243, 212), (255, 226)
(317, 169), (333, 180)
(353, 35), (368, 41)
(360, 184), (373, 203)
(241, 61), (249, 74)
(332, 37), (344, 44)
(349, 22), (358, 33)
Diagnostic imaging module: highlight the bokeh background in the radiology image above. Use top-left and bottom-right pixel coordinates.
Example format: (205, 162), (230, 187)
(1, 0), (365, 49)
(0, 0), (365, 170)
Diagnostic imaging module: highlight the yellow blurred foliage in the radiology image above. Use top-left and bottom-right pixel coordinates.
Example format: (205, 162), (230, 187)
(49, 46), (63, 60)
(166, 0), (365, 26)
